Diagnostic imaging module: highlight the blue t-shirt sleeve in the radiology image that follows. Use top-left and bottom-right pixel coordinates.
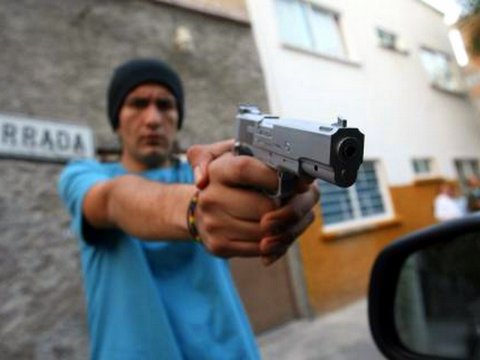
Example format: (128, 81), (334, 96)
(57, 160), (111, 241)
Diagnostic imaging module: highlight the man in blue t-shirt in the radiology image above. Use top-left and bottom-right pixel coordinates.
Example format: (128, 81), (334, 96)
(58, 58), (318, 360)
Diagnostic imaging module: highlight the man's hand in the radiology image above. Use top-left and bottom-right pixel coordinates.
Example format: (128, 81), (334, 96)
(187, 139), (234, 189)
(260, 183), (319, 265)
(187, 141), (320, 265)
(191, 152), (278, 257)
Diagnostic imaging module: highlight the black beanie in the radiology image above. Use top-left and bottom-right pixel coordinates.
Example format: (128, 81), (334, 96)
(107, 58), (184, 130)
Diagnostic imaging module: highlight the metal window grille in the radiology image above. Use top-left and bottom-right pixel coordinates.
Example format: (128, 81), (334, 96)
(318, 161), (386, 226)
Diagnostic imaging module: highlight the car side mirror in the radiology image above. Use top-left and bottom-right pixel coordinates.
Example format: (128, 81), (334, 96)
(368, 214), (480, 360)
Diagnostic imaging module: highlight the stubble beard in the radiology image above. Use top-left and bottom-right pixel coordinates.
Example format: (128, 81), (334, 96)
(121, 142), (173, 171)
(140, 150), (171, 169)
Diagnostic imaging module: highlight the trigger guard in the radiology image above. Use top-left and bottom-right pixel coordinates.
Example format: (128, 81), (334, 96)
(267, 172), (296, 199)
(234, 143), (295, 199)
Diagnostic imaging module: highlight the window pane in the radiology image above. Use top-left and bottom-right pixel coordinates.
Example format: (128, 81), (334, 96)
(455, 159), (480, 187)
(318, 181), (354, 225)
(413, 159), (431, 174)
(377, 28), (397, 49)
(309, 7), (345, 57)
(318, 161), (388, 225)
(356, 161), (385, 218)
(420, 48), (459, 91)
(276, 0), (312, 49)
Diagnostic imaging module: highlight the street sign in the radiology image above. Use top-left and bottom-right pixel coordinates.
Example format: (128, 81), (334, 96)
(0, 113), (95, 162)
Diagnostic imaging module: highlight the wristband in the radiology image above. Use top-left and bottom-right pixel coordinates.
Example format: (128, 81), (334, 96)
(187, 190), (202, 243)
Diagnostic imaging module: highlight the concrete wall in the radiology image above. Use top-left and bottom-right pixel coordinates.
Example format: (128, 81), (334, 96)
(0, 161), (88, 359)
(154, 0), (248, 21)
(0, 0), (271, 358)
(0, 0), (268, 149)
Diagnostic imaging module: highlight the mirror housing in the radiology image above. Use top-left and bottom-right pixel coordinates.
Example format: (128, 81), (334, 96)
(368, 214), (480, 360)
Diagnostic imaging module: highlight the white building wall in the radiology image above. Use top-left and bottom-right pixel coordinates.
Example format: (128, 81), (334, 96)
(246, 0), (480, 185)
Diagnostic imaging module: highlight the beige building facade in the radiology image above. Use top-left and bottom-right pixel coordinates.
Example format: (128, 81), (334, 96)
(246, 0), (480, 313)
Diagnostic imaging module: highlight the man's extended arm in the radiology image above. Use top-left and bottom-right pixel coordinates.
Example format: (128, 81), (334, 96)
(83, 176), (196, 240)
(82, 140), (236, 241)
(81, 140), (319, 260)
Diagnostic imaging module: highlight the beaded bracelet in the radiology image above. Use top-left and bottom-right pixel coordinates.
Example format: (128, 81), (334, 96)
(187, 190), (203, 243)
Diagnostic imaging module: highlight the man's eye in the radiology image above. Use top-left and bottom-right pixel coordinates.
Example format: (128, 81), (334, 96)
(128, 98), (150, 109)
(155, 99), (176, 111)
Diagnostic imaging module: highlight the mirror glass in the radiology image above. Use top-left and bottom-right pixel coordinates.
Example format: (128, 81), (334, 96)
(395, 231), (480, 359)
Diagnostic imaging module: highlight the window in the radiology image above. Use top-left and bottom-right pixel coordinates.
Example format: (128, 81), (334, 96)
(412, 158), (437, 178)
(419, 47), (465, 93)
(455, 159), (480, 188)
(318, 161), (391, 227)
(276, 0), (346, 59)
(377, 28), (396, 49)
(376, 27), (408, 54)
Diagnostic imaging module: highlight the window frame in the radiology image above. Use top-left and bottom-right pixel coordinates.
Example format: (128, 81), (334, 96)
(419, 46), (466, 95)
(411, 157), (439, 180)
(455, 158), (480, 190)
(375, 27), (409, 55)
(275, 0), (356, 65)
(319, 159), (396, 235)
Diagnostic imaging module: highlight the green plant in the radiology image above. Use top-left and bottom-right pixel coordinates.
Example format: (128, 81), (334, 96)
(459, 0), (480, 15)
(459, 0), (480, 55)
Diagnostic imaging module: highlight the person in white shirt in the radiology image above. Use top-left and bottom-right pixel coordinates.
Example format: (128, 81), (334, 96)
(434, 183), (464, 222)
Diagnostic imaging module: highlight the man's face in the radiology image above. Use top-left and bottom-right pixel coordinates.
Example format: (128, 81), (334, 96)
(117, 84), (179, 171)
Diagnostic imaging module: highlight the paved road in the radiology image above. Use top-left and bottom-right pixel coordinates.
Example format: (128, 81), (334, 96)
(257, 299), (385, 360)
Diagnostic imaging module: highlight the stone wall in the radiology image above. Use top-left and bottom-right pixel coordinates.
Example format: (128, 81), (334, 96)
(0, 161), (88, 359)
(0, 0), (268, 358)
(0, 0), (268, 149)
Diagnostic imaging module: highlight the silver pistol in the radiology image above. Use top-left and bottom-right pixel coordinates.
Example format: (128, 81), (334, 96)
(235, 105), (365, 197)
